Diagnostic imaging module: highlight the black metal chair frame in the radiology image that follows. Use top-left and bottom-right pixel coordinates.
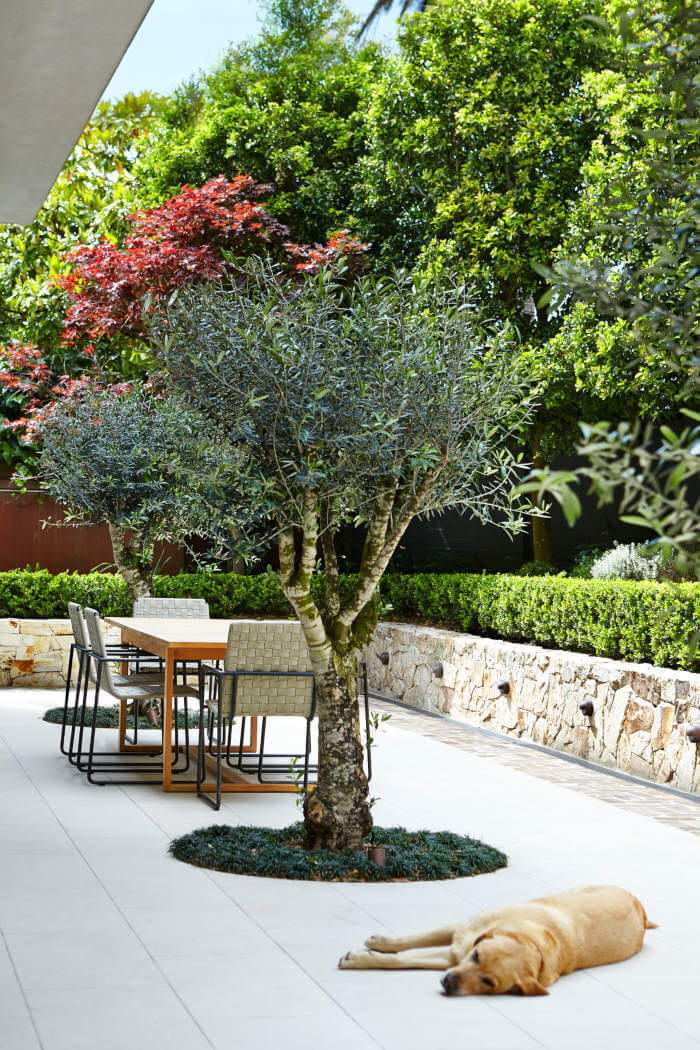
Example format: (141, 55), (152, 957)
(65, 642), (196, 785)
(196, 661), (373, 811)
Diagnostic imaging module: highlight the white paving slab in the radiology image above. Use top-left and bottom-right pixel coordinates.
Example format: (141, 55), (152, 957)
(0, 688), (699, 1050)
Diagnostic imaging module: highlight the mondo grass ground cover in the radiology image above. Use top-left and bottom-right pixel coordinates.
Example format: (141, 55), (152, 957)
(3, 569), (697, 670)
(169, 823), (507, 882)
(42, 704), (200, 730)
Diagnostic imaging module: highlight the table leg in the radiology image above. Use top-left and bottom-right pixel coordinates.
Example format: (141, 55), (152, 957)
(162, 648), (174, 791)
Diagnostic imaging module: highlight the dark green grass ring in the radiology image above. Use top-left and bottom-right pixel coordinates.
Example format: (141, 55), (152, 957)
(169, 823), (507, 882)
(42, 705), (200, 730)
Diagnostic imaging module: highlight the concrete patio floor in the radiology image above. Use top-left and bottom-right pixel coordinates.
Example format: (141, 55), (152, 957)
(1, 688), (699, 1050)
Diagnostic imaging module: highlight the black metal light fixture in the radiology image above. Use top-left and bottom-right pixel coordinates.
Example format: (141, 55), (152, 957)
(579, 699), (595, 717)
(496, 679), (510, 696)
(686, 724), (700, 744)
(378, 651), (390, 666)
(432, 663), (444, 678)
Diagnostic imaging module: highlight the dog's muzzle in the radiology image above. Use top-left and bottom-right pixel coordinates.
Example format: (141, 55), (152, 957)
(441, 971), (460, 995)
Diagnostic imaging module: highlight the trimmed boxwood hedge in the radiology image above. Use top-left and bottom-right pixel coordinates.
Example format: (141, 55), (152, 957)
(0, 569), (697, 670)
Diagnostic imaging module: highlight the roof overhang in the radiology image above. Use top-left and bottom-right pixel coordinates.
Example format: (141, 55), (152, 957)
(0, 0), (155, 225)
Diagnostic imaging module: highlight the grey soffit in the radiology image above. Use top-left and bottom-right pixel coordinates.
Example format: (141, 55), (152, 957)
(0, 0), (155, 225)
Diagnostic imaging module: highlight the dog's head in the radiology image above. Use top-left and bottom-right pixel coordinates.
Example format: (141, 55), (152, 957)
(440, 929), (550, 997)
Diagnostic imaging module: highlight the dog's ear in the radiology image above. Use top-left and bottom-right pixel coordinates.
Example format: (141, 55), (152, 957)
(473, 928), (510, 947)
(513, 977), (549, 996)
(472, 931), (495, 947)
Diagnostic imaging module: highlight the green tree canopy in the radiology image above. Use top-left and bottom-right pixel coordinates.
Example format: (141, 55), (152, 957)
(151, 258), (535, 848)
(135, 0), (385, 244)
(36, 383), (227, 598)
(354, 0), (608, 304)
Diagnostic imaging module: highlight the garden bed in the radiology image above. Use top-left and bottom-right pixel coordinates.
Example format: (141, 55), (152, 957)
(169, 823), (507, 882)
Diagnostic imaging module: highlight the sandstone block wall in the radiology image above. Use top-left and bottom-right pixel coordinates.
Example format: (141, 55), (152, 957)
(366, 623), (700, 795)
(0, 618), (118, 688)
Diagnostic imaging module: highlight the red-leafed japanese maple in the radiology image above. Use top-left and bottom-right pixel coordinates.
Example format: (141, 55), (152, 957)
(0, 342), (98, 447)
(58, 175), (368, 347)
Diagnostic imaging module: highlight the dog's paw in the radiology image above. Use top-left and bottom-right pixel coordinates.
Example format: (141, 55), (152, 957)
(364, 934), (394, 952)
(338, 950), (372, 969)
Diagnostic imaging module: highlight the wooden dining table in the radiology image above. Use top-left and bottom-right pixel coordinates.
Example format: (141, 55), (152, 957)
(105, 617), (296, 794)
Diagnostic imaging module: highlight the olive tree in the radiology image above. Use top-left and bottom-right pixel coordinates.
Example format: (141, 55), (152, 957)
(152, 259), (535, 849)
(36, 383), (223, 598)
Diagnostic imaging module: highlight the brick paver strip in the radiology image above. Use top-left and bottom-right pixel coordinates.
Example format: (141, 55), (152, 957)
(371, 695), (700, 837)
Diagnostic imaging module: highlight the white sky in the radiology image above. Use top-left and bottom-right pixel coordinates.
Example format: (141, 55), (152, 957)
(103, 0), (398, 100)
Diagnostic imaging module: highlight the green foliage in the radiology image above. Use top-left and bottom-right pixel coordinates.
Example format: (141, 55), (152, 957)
(136, 0), (384, 244)
(42, 704), (200, 729)
(530, 2), (700, 568)
(34, 383), (235, 593)
(356, 0), (607, 289)
(152, 260), (534, 635)
(1, 569), (696, 668)
(155, 571), (292, 617)
(0, 95), (161, 467)
(0, 569), (132, 618)
(169, 822), (507, 881)
(513, 561), (561, 577)
(383, 573), (700, 670)
(0, 569), (291, 619)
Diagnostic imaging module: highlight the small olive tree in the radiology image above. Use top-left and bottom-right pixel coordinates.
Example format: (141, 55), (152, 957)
(153, 261), (535, 849)
(36, 383), (222, 598)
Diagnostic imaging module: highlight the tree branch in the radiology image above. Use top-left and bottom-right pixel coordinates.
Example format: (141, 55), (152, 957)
(337, 464), (443, 629)
(320, 498), (340, 618)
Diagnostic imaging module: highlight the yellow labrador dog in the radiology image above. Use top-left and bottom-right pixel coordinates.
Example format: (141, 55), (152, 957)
(339, 885), (657, 995)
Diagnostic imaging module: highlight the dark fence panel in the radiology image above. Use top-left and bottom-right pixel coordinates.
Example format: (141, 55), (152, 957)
(0, 486), (184, 575)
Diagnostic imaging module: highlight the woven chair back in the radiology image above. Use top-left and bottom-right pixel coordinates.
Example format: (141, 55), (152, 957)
(67, 602), (87, 648)
(220, 620), (315, 718)
(83, 607), (117, 695)
(132, 597), (210, 618)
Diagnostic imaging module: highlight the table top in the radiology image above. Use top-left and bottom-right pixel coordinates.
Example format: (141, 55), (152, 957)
(105, 617), (291, 653)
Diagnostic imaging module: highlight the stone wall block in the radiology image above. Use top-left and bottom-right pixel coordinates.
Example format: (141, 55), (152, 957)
(12, 671), (65, 688)
(651, 704), (675, 751)
(572, 726), (589, 758)
(19, 620), (53, 635)
(676, 744), (697, 793)
(602, 685), (632, 756)
(624, 698), (654, 735)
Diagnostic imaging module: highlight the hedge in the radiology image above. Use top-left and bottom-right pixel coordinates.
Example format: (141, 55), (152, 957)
(0, 569), (697, 671)
(382, 573), (699, 671)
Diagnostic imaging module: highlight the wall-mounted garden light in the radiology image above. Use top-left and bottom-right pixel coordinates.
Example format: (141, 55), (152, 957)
(432, 663), (444, 678)
(579, 699), (595, 717)
(496, 679), (510, 696)
(686, 724), (700, 744)
(378, 651), (390, 666)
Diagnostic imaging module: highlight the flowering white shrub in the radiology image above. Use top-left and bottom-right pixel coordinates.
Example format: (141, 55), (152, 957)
(590, 543), (662, 581)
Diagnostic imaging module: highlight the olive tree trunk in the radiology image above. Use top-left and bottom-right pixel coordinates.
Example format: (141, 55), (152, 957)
(107, 523), (154, 599)
(303, 646), (372, 851)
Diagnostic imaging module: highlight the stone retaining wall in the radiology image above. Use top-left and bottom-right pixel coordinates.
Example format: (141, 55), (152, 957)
(0, 618), (117, 688)
(365, 623), (700, 795)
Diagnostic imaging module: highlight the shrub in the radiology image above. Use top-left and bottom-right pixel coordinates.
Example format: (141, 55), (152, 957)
(590, 543), (662, 581)
(0, 569), (697, 670)
(381, 573), (699, 671)
(513, 560), (561, 577)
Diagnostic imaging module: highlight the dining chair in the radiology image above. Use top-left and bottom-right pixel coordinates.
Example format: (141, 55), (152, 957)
(61, 602), (159, 761)
(197, 620), (317, 810)
(79, 607), (200, 785)
(128, 596), (210, 744)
